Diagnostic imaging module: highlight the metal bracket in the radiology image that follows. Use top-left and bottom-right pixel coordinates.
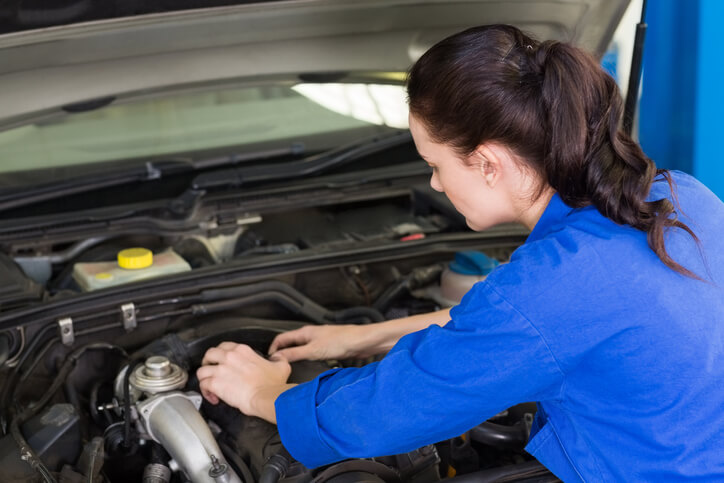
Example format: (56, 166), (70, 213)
(121, 303), (137, 332)
(58, 317), (74, 346)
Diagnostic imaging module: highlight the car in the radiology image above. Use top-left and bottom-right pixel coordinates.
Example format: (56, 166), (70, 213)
(0, 1), (629, 482)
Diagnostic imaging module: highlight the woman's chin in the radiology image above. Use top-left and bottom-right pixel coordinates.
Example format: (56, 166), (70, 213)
(465, 218), (484, 231)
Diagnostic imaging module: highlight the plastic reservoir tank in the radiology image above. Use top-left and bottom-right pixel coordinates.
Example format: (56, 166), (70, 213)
(439, 251), (499, 304)
(73, 248), (191, 291)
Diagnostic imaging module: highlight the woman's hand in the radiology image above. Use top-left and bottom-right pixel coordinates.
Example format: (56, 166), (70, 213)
(268, 309), (452, 362)
(196, 342), (294, 423)
(267, 324), (373, 362)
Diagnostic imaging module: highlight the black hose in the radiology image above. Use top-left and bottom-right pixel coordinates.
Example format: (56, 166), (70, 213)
(194, 292), (330, 324)
(89, 381), (112, 428)
(195, 281), (384, 325)
(219, 441), (255, 483)
(468, 421), (529, 450)
(331, 306), (384, 324)
(373, 264), (443, 312)
(259, 446), (293, 483)
(200, 281), (331, 321)
(373, 278), (410, 312)
(443, 460), (555, 483)
(63, 379), (81, 410)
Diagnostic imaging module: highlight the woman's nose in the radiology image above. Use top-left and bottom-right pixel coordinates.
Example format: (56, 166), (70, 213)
(430, 172), (444, 192)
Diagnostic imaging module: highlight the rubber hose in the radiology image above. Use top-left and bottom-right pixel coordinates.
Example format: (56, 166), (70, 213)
(372, 278), (410, 312)
(332, 306), (384, 323)
(468, 421), (529, 450)
(193, 292), (329, 324)
(259, 447), (292, 483)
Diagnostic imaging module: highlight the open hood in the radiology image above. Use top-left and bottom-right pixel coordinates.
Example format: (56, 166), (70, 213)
(0, 0), (629, 130)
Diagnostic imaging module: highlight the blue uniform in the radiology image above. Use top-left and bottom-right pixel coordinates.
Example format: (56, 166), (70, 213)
(276, 171), (724, 481)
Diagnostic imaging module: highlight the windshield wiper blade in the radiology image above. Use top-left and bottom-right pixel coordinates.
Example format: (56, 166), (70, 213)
(0, 144), (308, 213)
(189, 130), (413, 190)
(0, 161), (190, 213)
(0, 131), (411, 214)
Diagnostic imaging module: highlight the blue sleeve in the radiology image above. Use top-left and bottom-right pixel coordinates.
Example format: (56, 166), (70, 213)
(275, 281), (565, 469)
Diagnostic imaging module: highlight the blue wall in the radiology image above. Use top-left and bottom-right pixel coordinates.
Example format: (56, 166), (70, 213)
(639, 0), (724, 199)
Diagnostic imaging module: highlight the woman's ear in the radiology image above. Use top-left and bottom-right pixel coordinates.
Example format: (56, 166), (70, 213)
(474, 144), (503, 188)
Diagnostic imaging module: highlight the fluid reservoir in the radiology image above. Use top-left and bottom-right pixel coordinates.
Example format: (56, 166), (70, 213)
(439, 251), (499, 304)
(72, 248), (191, 291)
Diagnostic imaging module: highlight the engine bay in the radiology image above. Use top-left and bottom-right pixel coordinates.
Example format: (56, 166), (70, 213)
(0, 172), (557, 482)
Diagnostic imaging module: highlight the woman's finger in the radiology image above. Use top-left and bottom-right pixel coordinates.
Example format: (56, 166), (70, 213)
(198, 377), (220, 405)
(273, 344), (315, 363)
(201, 346), (230, 366)
(196, 364), (217, 381)
(217, 341), (239, 351)
(268, 328), (312, 354)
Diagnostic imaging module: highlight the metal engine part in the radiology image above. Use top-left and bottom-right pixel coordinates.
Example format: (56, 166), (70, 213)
(130, 356), (188, 394)
(143, 463), (172, 483)
(125, 356), (242, 483)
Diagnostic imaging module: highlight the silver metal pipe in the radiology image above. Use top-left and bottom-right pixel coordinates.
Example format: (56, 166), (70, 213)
(138, 392), (242, 483)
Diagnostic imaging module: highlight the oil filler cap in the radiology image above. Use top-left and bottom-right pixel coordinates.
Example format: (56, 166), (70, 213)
(117, 248), (153, 270)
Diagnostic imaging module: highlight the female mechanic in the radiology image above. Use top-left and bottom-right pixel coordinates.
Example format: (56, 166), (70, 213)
(196, 25), (724, 481)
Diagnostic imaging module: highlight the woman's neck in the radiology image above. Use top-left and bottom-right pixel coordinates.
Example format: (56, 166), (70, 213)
(518, 188), (556, 231)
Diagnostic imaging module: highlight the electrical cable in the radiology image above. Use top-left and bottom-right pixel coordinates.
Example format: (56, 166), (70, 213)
(122, 358), (145, 450)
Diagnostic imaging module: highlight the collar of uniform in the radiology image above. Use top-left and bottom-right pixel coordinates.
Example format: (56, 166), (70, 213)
(526, 192), (575, 243)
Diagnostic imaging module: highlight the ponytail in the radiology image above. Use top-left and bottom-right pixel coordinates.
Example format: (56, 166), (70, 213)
(407, 25), (700, 279)
(535, 41), (701, 279)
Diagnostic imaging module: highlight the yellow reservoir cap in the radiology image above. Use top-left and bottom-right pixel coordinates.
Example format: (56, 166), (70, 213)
(117, 248), (153, 270)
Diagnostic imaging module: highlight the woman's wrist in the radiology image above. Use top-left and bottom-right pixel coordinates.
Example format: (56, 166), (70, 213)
(250, 383), (298, 424)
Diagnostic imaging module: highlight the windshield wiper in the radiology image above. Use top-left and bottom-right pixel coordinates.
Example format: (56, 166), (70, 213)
(0, 144), (307, 213)
(188, 130), (413, 190)
(0, 131), (412, 214)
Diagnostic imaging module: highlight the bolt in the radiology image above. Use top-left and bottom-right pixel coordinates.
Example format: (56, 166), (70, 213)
(208, 455), (228, 478)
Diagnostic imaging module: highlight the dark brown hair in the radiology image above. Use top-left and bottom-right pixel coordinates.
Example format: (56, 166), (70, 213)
(407, 24), (700, 278)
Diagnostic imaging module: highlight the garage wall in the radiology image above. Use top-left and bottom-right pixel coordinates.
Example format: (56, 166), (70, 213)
(638, 0), (724, 200)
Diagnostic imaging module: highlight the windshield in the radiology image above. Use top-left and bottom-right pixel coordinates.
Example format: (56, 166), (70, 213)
(0, 81), (409, 176)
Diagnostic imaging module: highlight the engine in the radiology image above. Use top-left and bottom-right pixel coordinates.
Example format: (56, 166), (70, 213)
(0, 192), (552, 482)
(0, 309), (549, 483)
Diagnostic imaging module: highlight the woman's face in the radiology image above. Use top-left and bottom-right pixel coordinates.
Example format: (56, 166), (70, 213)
(408, 113), (518, 231)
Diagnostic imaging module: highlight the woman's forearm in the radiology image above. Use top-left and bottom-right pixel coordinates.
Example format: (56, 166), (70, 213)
(364, 308), (451, 355)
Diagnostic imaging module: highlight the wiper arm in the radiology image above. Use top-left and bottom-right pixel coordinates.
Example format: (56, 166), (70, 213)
(0, 144), (307, 213)
(0, 131), (411, 214)
(0, 161), (185, 213)
(189, 130), (413, 190)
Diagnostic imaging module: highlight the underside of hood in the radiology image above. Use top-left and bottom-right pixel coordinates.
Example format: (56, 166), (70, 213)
(0, 0), (629, 129)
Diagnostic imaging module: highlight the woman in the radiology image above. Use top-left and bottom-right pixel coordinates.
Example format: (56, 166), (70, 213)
(196, 25), (724, 481)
